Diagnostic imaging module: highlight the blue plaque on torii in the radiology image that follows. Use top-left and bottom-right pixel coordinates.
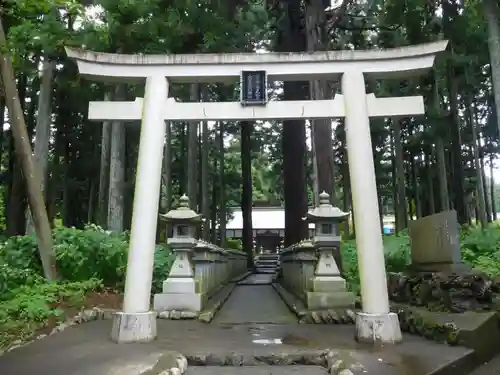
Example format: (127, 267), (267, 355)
(240, 70), (268, 106)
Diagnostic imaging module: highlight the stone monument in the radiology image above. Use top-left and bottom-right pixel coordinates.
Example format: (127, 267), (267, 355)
(408, 210), (469, 273)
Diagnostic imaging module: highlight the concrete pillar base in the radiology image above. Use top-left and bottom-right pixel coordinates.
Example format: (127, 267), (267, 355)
(111, 311), (157, 343)
(355, 312), (402, 344)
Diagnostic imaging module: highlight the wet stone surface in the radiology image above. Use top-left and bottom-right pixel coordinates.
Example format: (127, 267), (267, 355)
(186, 366), (328, 375)
(212, 285), (296, 325)
(0, 280), (478, 375)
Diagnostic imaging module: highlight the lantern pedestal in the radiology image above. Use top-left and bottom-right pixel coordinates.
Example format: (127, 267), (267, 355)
(111, 311), (157, 343)
(154, 278), (203, 312)
(355, 312), (402, 344)
(154, 250), (203, 312)
(306, 276), (355, 310)
(154, 290), (202, 312)
(305, 245), (355, 310)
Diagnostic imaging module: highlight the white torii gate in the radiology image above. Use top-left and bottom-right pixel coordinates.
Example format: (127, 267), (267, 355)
(66, 40), (448, 345)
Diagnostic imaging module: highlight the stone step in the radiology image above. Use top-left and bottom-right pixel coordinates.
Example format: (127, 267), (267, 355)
(254, 259), (279, 264)
(255, 254), (280, 260)
(255, 268), (278, 274)
(254, 264), (279, 269)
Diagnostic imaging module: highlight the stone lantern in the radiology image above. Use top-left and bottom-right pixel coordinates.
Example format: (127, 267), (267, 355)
(153, 194), (203, 313)
(305, 191), (354, 309)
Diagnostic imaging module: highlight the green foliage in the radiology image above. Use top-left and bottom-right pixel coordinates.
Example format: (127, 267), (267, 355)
(0, 278), (101, 348)
(0, 224), (174, 297)
(222, 238), (243, 251)
(0, 225), (175, 348)
(342, 225), (500, 295)
(461, 224), (500, 276)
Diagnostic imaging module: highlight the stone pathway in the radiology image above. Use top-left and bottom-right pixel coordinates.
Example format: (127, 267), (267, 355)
(468, 355), (500, 375)
(0, 273), (479, 375)
(237, 273), (275, 285)
(0, 319), (474, 375)
(213, 285), (296, 325)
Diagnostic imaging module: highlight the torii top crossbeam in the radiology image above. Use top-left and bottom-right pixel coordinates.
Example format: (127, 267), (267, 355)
(65, 41), (448, 83)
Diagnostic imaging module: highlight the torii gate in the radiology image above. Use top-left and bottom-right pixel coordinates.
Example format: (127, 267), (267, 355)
(66, 40), (448, 345)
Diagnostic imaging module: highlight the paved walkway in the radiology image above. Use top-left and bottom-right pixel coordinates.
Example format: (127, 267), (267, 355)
(468, 355), (500, 375)
(0, 275), (477, 375)
(213, 285), (296, 324)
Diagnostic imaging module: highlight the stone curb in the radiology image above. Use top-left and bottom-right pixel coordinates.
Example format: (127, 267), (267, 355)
(184, 350), (356, 374)
(141, 352), (188, 375)
(272, 282), (356, 325)
(0, 307), (116, 356)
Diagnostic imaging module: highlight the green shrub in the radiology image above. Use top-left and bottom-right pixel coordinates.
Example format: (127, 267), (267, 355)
(341, 233), (411, 294)
(0, 224), (175, 348)
(0, 278), (102, 347)
(461, 224), (500, 276)
(223, 238), (242, 251)
(0, 224), (175, 298)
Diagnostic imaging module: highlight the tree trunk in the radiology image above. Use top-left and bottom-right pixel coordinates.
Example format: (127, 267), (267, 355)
(211, 153), (218, 244)
(97, 92), (112, 226)
(467, 97), (487, 227)
(107, 84), (126, 232)
(163, 121), (172, 212)
(411, 152), (422, 219)
(241, 121), (254, 268)
(187, 84), (199, 210)
(201, 116), (210, 240)
(218, 121), (226, 246)
(442, 2), (468, 223)
(425, 147), (436, 215)
(277, 0), (309, 246)
(0, 18), (57, 280)
(27, 57), (55, 233)
(484, 0), (500, 138)
(305, 0), (335, 205)
(490, 156), (498, 221)
(393, 119), (408, 231)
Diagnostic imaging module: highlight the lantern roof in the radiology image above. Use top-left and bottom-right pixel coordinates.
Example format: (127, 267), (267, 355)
(305, 192), (350, 222)
(160, 194), (202, 222)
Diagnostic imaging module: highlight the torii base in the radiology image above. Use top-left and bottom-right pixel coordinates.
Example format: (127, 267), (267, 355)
(355, 312), (402, 344)
(111, 311), (157, 343)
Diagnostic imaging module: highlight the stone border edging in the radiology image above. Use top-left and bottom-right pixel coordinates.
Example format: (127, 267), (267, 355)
(0, 307), (117, 356)
(185, 350), (356, 374)
(197, 271), (253, 323)
(272, 282), (356, 324)
(141, 351), (188, 375)
(157, 271), (252, 321)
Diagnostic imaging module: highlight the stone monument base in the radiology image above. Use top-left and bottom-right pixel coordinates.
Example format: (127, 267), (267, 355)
(408, 262), (471, 274)
(355, 311), (402, 344)
(111, 311), (157, 343)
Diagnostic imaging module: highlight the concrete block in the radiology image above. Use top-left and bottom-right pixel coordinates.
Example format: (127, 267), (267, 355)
(355, 311), (402, 344)
(162, 278), (197, 294)
(306, 291), (355, 310)
(110, 311), (157, 343)
(311, 276), (348, 292)
(153, 292), (202, 312)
